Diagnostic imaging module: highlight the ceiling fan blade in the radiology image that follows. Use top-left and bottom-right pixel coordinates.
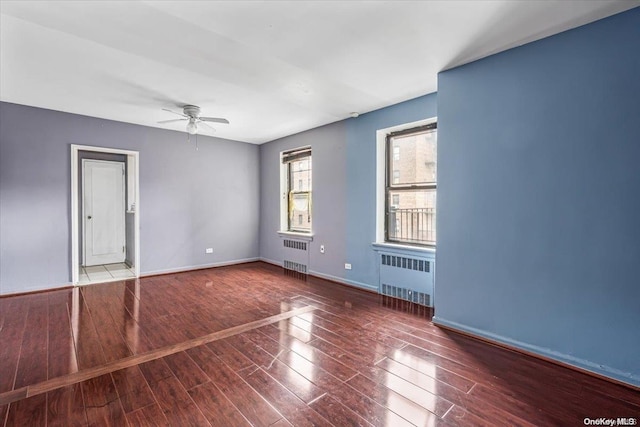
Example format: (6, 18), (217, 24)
(157, 118), (187, 124)
(162, 108), (187, 118)
(198, 121), (217, 133)
(199, 117), (229, 124)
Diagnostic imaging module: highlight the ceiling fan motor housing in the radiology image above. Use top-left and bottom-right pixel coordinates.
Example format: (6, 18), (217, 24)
(183, 105), (201, 118)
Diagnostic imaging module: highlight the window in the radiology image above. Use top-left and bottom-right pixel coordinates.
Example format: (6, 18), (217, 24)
(386, 123), (437, 246)
(281, 147), (312, 233)
(393, 146), (400, 161)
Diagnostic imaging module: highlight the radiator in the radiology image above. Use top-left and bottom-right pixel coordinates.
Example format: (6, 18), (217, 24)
(378, 252), (434, 307)
(282, 238), (309, 274)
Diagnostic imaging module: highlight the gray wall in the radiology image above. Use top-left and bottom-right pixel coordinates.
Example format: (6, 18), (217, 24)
(259, 121), (348, 281)
(435, 8), (640, 386)
(0, 102), (260, 295)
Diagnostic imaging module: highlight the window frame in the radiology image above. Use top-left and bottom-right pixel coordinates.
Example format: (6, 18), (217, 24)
(280, 147), (312, 234)
(384, 123), (437, 247)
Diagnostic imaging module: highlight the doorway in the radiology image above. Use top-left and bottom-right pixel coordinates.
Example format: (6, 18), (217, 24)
(82, 159), (125, 266)
(71, 145), (140, 285)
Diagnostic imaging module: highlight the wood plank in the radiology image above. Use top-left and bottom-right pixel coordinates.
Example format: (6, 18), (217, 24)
(260, 355), (327, 404)
(47, 299), (78, 379)
(325, 380), (415, 427)
(46, 385), (87, 427)
(206, 340), (253, 372)
(14, 303), (48, 388)
(85, 399), (127, 427)
(276, 350), (344, 392)
(239, 367), (333, 427)
(374, 356), (477, 408)
(80, 288), (132, 362)
(443, 405), (495, 427)
(81, 373), (127, 427)
(188, 381), (251, 427)
(187, 351), (281, 427)
(308, 337), (380, 372)
(0, 299), (27, 394)
(125, 403), (169, 427)
(270, 319), (314, 343)
(138, 359), (174, 385)
(148, 375), (210, 426)
(258, 327), (358, 382)
(74, 293), (108, 370)
(110, 366), (155, 414)
(0, 389), (26, 407)
(0, 403), (7, 427)
(347, 373), (450, 423)
(164, 351), (209, 391)
(309, 394), (374, 427)
(4, 394), (47, 427)
(385, 347), (476, 393)
(269, 419), (293, 427)
(81, 374), (118, 408)
(225, 335), (281, 368)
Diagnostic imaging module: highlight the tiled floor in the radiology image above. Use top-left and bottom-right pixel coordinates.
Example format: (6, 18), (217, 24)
(79, 262), (135, 284)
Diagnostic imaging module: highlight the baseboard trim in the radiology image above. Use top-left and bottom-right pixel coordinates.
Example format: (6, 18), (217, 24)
(141, 257), (260, 278)
(308, 269), (378, 293)
(0, 284), (74, 298)
(259, 257), (281, 267)
(257, 258), (379, 294)
(432, 316), (640, 391)
(0, 258), (261, 297)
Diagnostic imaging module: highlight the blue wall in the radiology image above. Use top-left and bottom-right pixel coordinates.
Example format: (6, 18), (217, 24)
(345, 95), (437, 288)
(434, 8), (640, 386)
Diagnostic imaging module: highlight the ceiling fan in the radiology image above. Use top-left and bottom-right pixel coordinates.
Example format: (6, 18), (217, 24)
(158, 105), (229, 135)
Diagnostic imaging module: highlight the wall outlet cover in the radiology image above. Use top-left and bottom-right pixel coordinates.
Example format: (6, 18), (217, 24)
(205, 248), (213, 254)
(345, 263), (352, 270)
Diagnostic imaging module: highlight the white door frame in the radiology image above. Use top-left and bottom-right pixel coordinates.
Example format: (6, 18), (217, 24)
(71, 144), (140, 284)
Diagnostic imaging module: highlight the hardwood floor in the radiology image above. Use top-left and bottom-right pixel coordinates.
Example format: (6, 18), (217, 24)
(0, 262), (638, 426)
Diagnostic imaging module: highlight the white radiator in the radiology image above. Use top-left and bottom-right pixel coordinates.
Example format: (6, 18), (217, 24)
(378, 252), (434, 307)
(282, 238), (309, 274)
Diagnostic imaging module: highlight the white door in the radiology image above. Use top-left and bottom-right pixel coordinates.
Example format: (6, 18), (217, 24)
(83, 160), (125, 266)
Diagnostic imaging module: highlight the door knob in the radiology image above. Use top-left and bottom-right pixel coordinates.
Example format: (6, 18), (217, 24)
(87, 216), (92, 219)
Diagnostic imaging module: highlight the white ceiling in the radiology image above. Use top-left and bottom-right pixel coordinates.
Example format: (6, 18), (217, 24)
(1, 1), (637, 144)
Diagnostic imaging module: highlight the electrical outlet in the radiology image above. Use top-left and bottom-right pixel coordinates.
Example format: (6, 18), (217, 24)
(344, 263), (352, 270)
(205, 248), (213, 254)
(320, 245), (325, 254)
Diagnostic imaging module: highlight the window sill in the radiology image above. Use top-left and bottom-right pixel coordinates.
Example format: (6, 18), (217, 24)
(372, 242), (435, 256)
(278, 231), (314, 242)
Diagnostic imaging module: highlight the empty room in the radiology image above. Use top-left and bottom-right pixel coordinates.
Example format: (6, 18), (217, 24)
(1, 1), (639, 426)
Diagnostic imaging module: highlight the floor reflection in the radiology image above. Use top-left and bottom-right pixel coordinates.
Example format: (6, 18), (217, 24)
(2, 263), (635, 426)
(379, 294), (433, 319)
